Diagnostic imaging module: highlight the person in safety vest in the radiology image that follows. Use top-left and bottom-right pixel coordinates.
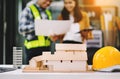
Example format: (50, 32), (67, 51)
(19, 0), (57, 64)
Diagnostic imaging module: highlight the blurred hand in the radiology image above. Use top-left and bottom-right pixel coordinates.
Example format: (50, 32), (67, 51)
(50, 34), (64, 42)
(80, 30), (93, 40)
(50, 34), (59, 42)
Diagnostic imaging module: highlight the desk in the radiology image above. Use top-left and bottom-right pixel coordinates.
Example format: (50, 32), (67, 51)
(0, 65), (120, 79)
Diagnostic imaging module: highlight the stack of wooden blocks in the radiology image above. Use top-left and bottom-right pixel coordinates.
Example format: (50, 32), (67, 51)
(23, 44), (88, 72)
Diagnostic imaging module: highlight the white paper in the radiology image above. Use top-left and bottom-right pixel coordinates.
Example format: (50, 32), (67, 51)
(35, 20), (72, 36)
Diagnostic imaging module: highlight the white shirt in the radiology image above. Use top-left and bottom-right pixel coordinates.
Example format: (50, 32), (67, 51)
(63, 15), (82, 42)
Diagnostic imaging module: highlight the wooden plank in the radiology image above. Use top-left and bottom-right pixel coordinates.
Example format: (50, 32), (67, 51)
(56, 44), (86, 51)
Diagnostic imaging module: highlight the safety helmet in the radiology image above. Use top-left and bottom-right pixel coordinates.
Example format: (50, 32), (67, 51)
(92, 46), (120, 71)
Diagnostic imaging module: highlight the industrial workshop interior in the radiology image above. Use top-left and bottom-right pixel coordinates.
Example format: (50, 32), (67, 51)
(0, 0), (120, 77)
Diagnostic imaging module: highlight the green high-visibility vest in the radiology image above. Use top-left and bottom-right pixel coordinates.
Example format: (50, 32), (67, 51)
(24, 4), (52, 49)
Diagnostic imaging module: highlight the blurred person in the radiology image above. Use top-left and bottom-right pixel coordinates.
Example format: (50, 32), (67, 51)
(18, 0), (54, 64)
(57, 0), (93, 44)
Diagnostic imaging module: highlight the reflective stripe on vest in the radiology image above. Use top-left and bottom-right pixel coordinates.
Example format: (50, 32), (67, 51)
(24, 4), (52, 49)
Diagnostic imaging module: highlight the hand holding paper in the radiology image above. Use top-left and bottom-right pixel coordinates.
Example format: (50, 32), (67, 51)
(50, 34), (64, 42)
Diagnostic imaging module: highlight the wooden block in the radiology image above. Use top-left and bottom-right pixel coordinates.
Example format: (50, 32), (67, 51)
(74, 52), (88, 60)
(55, 51), (87, 60)
(41, 51), (88, 61)
(24, 65), (40, 70)
(29, 59), (37, 67)
(29, 57), (43, 68)
(56, 44), (86, 51)
(42, 54), (56, 60)
(42, 52), (51, 55)
(55, 51), (73, 55)
(32, 56), (42, 61)
(46, 60), (87, 71)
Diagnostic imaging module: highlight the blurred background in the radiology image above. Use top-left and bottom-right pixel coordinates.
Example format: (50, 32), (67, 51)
(0, 0), (120, 65)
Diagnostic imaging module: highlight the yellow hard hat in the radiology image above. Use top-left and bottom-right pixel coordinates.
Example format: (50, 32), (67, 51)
(92, 46), (120, 71)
